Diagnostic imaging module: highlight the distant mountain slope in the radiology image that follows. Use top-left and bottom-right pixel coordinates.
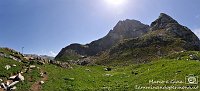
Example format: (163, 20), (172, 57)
(96, 13), (200, 65)
(24, 54), (54, 60)
(55, 19), (149, 61)
(0, 47), (25, 61)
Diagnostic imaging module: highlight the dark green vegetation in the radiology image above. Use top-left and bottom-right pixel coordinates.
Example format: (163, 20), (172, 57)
(1, 49), (200, 91)
(40, 52), (200, 91)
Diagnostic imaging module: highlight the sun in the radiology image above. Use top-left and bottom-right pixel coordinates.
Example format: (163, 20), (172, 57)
(104, 0), (125, 6)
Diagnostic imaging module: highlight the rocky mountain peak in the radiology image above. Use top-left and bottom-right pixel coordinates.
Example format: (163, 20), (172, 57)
(148, 13), (200, 51)
(150, 13), (178, 30)
(116, 19), (142, 26)
(113, 19), (148, 32)
(55, 19), (149, 61)
(108, 19), (149, 40)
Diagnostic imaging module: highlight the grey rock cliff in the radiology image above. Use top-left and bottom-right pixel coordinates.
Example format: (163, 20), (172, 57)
(55, 19), (149, 61)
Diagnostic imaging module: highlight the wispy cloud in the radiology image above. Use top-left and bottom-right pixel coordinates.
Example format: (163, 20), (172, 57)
(193, 28), (200, 38)
(49, 51), (57, 57)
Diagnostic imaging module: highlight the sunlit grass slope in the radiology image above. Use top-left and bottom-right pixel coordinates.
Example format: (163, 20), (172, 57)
(41, 57), (200, 91)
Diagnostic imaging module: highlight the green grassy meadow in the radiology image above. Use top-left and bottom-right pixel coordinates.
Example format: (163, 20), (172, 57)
(40, 58), (200, 91)
(1, 51), (200, 91)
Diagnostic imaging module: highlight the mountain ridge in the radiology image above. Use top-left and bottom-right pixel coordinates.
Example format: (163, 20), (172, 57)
(96, 13), (200, 65)
(55, 19), (149, 61)
(56, 13), (200, 64)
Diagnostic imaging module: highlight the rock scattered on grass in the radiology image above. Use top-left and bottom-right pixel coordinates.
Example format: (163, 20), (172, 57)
(10, 86), (16, 90)
(189, 54), (199, 60)
(29, 65), (36, 69)
(1, 73), (25, 90)
(40, 81), (44, 84)
(18, 73), (25, 81)
(8, 81), (19, 88)
(105, 74), (113, 77)
(85, 69), (91, 71)
(40, 72), (44, 77)
(69, 78), (75, 81)
(104, 68), (112, 71)
(5, 65), (11, 70)
(9, 75), (17, 80)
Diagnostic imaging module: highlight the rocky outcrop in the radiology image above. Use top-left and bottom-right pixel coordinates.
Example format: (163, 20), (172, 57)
(56, 13), (200, 65)
(97, 13), (200, 65)
(55, 19), (149, 61)
(149, 13), (200, 50)
(0, 73), (24, 91)
(0, 52), (22, 62)
(24, 54), (54, 65)
(0, 48), (24, 62)
(50, 60), (72, 68)
(150, 13), (178, 30)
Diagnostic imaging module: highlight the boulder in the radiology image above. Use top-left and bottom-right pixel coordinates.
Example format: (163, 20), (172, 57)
(12, 64), (16, 67)
(1, 83), (7, 90)
(69, 78), (75, 81)
(5, 65), (11, 70)
(21, 68), (28, 73)
(59, 62), (71, 68)
(6, 81), (10, 86)
(105, 74), (113, 77)
(10, 86), (16, 90)
(14, 73), (24, 81)
(9, 75), (17, 80)
(104, 68), (112, 71)
(8, 81), (19, 88)
(40, 72), (44, 77)
(0, 80), (20, 90)
(80, 60), (89, 66)
(40, 81), (44, 84)
(189, 54), (199, 60)
(29, 65), (36, 68)
(18, 73), (24, 81)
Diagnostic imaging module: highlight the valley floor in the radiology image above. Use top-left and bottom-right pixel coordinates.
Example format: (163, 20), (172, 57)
(38, 59), (200, 91)
(1, 51), (200, 91)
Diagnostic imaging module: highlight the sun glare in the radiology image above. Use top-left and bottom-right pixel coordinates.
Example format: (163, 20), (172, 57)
(104, 0), (126, 6)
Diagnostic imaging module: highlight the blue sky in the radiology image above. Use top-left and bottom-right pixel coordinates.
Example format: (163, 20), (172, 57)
(0, 0), (200, 57)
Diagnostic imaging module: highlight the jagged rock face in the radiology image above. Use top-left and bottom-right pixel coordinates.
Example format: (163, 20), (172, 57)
(55, 44), (86, 61)
(150, 13), (178, 30)
(97, 13), (200, 65)
(55, 19), (149, 61)
(150, 13), (200, 50)
(108, 19), (149, 40)
(56, 13), (200, 63)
